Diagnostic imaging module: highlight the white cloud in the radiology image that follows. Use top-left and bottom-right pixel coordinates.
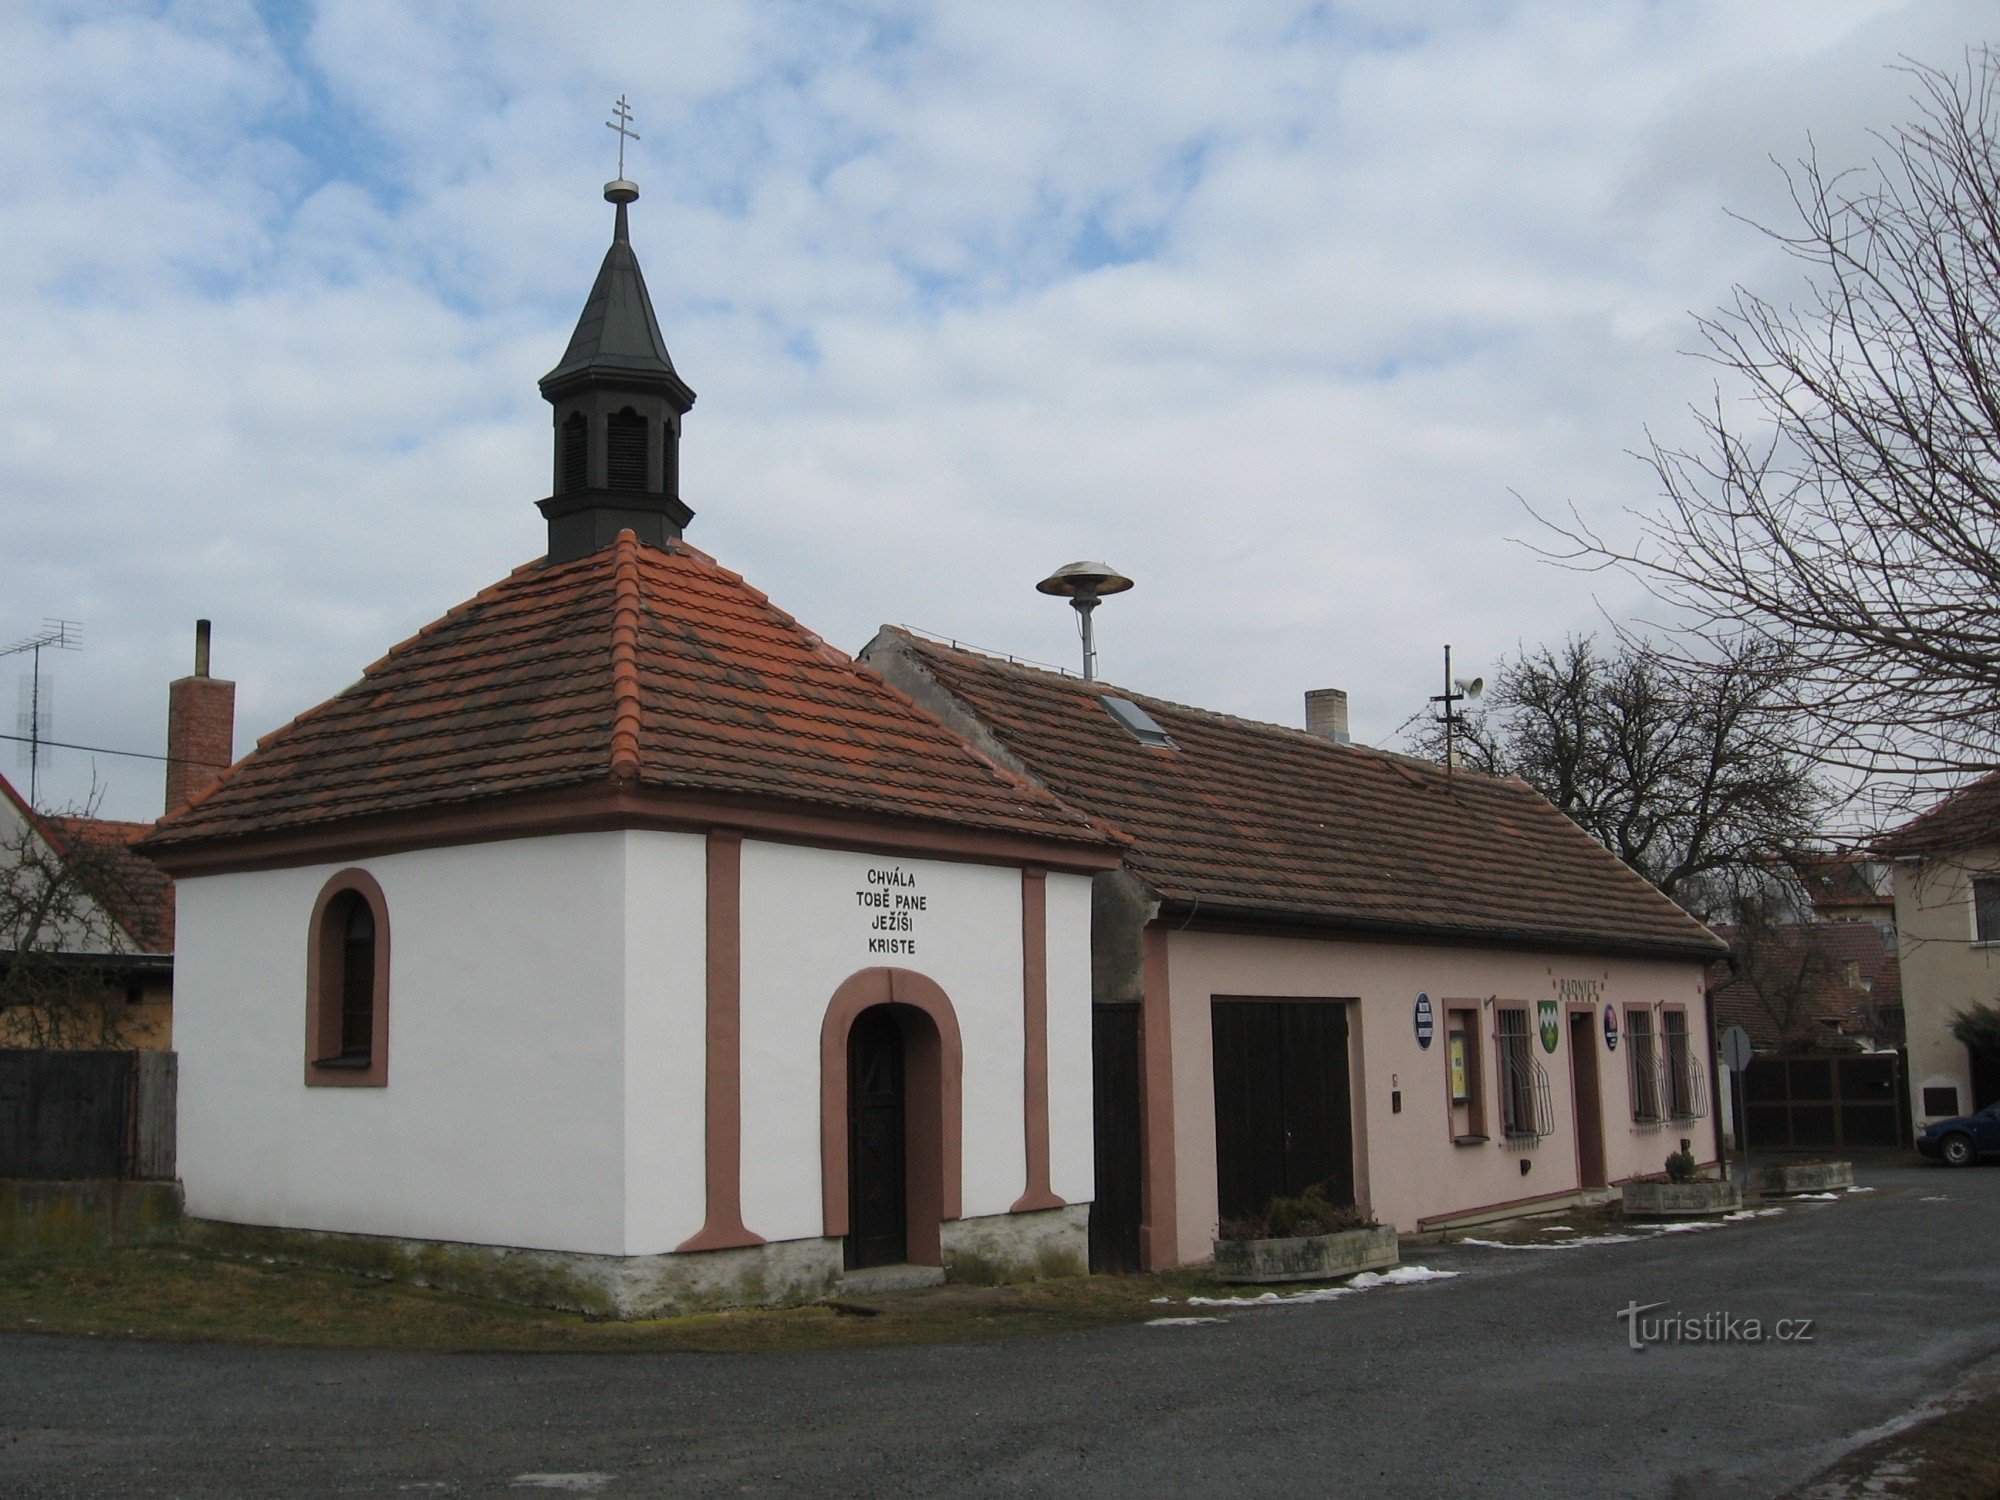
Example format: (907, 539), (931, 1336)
(0, 0), (1992, 820)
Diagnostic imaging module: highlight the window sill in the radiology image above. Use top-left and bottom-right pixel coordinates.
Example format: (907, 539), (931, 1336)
(311, 1054), (374, 1070)
(1451, 1133), (1489, 1147)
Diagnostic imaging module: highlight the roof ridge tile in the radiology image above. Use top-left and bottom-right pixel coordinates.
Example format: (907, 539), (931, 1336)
(609, 530), (644, 782)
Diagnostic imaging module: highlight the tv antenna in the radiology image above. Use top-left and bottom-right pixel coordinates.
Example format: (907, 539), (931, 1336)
(1037, 562), (1134, 681)
(1429, 643), (1482, 786)
(4, 619), (82, 810)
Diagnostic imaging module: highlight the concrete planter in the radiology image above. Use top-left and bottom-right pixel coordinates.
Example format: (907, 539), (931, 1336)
(1756, 1160), (1855, 1196)
(1212, 1224), (1399, 1285)
(1620, 1179), (1743, 1218)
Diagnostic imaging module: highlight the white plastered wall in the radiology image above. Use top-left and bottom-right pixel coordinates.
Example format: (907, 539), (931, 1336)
(621, 829), (710, 1254)
(175, 832), (667, 1256)
(1895, 851), (2000, 1123)
(1045, 871), (1097, 1206)
(1164, 929), (1713, 1256)
(735, 841), (1030, 1243)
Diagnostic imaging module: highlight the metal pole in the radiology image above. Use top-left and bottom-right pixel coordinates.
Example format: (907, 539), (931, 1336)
(1076, 597), (1100, 681)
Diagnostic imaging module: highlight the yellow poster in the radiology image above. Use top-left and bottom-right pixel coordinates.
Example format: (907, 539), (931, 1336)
(1448, 1030), (1468, 1103)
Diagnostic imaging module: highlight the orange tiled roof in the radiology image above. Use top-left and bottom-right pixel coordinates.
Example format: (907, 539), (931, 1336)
(38, 815), (175, 953)
(872, 629), (1725, 959)
(142, 535), (1109, 853)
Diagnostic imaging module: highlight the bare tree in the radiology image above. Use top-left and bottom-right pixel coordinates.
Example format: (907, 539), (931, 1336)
(1535, 51), (2000, 800)
(1405, 636), (1825, 916)
(0, 795), (146, 1050)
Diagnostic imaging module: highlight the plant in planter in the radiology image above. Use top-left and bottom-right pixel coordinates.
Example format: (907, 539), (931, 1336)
(1212, 1184), (1399, 1284)
(1622, 1139), (1743, 1218)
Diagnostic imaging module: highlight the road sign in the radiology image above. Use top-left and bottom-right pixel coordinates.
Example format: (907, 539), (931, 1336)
(1720, 1025), (1754, 1074)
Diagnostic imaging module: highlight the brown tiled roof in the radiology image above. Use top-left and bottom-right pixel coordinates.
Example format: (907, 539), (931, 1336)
(39, 815), (175, 953)
(143, 535), (1109, 853)
(1707, 921), (1901, 1051)
(871, 630), (1725, 959)
(1877, 771), (2000, 857)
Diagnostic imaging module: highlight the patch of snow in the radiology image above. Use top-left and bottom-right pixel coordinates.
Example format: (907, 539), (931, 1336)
(1795, 1192), (1842, 1200)
(1148, 1296), (1174, 1304)
(1723, 1207), (1787, 1220)
(1921, 1195), (1951, 1202)
(1147, 1316), (1228, 1327)
(1847, 1185), (1877, 1193)
(1645, 1220), (1724, 1234)
(511, 1477), (613, 1493)
(1186, 1265), (1458, 1308)
(1459, 1233), (1642, 1250)
(1538, 1225), (1577, 1234)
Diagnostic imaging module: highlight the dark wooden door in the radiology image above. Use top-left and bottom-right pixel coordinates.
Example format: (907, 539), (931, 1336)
(1089, 1004), (1143, 1273)
(1569, 1011), (1607, 1189)
(1211, 1000), (1353, 1224)
(847, 1008), (907, 1269)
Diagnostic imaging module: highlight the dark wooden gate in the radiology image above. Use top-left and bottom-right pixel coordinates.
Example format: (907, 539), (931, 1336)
(1568, 1011), (1607, 1189)
(1742, 1053), (1905, 1151)
(0, 1050), (175, 1180)
(846, 1008), (907, 1269)
(1211, 999), (1353, 1224)
(1089, 1003), (1143, 1274)
(1972, 1046), (2000, 1113)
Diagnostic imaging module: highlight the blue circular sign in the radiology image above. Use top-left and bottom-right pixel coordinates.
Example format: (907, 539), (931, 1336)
(1415, 992), (1435, 1049)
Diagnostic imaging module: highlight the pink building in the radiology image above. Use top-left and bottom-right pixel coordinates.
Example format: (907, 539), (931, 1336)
(865, 629), (1729, 1269)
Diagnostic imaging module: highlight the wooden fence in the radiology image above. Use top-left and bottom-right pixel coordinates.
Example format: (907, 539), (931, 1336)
(0, 1050), (176, 1180)
(1740, 1052), (1906, 1153)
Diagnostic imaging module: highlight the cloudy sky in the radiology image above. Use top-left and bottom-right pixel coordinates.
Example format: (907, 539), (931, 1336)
(4, 0), (1994, 821)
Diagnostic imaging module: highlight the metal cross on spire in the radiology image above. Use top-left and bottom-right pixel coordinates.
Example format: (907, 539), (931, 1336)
(606, 95), (639, 179)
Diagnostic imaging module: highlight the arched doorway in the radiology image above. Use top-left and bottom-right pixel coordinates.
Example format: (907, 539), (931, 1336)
(821, 969), (964, 1270)
(848, 1006), (909, 1269)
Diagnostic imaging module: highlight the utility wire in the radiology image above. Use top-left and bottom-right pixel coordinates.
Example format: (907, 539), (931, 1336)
(0, 732), (228, 768)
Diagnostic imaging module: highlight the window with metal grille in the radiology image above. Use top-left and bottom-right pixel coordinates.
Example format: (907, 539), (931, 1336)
(1496, 1007), (1548, 1139)
(1663, 1009), (1706, 1119)
(560, 412), (588, 492)
(607, 409), (647, 489)
(1976, 876), (2000, 943)
(1627, 1008), (1660, 1122)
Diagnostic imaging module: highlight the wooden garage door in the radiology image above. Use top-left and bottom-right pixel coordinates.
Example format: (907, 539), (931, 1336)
(1211, 999), (1354, 1224)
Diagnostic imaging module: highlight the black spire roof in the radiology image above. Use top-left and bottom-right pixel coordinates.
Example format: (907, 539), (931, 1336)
(539, 188), (695, 407)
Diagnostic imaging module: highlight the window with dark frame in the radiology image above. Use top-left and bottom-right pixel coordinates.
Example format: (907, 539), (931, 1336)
(1976, 876), (2000, 943)
(1496, 1006), (1536, 1139)
(308, 872), (389, 1086)
(1627, 1008), (1660, 1122)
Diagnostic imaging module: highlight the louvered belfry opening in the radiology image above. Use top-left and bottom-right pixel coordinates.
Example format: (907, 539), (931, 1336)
(560, 412), (589, 493)
(607, 408), (648, 490)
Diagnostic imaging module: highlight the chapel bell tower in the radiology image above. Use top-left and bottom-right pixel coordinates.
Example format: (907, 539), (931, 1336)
(537, 167), (697, 564)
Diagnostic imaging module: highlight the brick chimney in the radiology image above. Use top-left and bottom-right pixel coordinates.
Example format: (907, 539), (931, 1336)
(165, 620), (235, 815)
(1305, 688), (1351, 744)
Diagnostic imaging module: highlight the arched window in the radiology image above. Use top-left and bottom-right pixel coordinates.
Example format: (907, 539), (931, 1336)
(306, 870), (389, 1087)
(560, 411), (589, 493)
(606, 408), (647, 490)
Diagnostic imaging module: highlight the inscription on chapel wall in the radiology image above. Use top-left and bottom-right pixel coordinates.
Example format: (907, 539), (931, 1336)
(856, 864), (926, 955)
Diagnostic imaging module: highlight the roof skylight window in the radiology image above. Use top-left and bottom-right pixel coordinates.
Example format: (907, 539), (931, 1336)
(1101, 695), (1176, 750)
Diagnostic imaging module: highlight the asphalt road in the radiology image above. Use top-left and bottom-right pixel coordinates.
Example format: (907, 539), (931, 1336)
(3, 1158), (1995, 1499)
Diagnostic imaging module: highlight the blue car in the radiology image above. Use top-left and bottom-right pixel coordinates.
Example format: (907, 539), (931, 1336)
(1917, 1103), (2000, 1166)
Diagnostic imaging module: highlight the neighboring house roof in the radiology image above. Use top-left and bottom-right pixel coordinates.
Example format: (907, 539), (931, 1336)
(864, 629), (1725, 960)
(38, 816), (175, 953)
(1877, 771), (2000, 858)
(1707, 920), (1902, 1051)
(0, 774), (173, 956)
(143, 534), (1112, 857)
(1791, 851), (1895, 922)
